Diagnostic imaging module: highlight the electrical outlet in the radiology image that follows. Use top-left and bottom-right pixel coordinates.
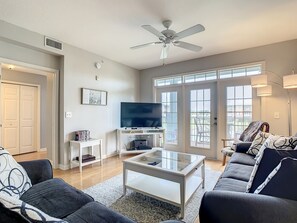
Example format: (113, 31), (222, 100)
(65, 112), (72, 118)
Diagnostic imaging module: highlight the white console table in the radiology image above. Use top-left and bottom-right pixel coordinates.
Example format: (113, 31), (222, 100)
(117, 128), (165, 158)
(70, 138), (102, 172)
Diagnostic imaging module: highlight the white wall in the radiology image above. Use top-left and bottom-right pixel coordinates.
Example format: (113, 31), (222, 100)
(0, 20), (139, 168)
(140, 39), (297, 159)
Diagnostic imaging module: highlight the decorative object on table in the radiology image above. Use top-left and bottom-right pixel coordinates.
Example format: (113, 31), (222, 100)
(221, 121), (270, 166)
(74, 130), (90, 141)
(81, 88), (107, 105)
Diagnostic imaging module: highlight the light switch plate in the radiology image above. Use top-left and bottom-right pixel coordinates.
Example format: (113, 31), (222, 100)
(65, 112), (72, 118)
(274, 112), (280, 119)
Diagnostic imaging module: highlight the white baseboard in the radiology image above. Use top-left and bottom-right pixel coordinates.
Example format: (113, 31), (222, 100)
(58, 164), (70, 170)
(39, 147), (47, 152)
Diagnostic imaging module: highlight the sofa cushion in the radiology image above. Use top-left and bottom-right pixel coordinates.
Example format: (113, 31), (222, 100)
(20, 178), (93, 219)
(254, 157), (297, 201)
(0, 193), (67, 223)
(255, 135), (297, 159)
(0, 148), (32, 198)
(229, 152), (256, 166)
(246, 131), (271, 156)
(221, 163), (254, 182)
(214, 178), (247, 192)
(63, 201), (135, 223)
(246, 148), (297, 193)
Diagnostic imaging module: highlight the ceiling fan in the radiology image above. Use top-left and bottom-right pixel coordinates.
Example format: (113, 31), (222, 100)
(130, 20), (205, 59)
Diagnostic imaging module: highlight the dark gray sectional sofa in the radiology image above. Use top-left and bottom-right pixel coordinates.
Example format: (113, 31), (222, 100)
(0, 159), (181, 223)
(199, 142), (297, 223)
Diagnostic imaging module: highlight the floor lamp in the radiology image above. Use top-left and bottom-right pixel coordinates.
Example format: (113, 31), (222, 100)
(251, 70), (297, 136)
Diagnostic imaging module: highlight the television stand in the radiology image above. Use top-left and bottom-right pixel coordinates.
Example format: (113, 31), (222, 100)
(116, 128), (165, 158)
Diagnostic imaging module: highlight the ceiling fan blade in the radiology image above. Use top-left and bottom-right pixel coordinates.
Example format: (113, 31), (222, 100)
(160, 45), (169, 59)
(130, 42), (162, 50)
(174, 41), (202, 52)
(142, 25), (165, 39)
(174, 24), (205, 41)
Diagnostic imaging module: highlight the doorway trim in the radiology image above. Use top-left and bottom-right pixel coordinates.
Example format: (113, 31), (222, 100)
(0, 58), (59, 168)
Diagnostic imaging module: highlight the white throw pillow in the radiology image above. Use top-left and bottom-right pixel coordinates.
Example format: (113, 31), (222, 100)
(0, 193), (67, 222)
(0, 148), (32, 198)
(246, 132), (271, 156)
(255, 135), (297, 160)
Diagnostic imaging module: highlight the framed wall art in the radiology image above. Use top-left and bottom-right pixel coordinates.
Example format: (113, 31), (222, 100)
(81, 88), (107, 106)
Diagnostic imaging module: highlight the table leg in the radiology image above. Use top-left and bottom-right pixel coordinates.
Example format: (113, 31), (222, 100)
(180, 180), (185, 219)
(123, 166), (127, 195)
(202, 159), (205, 189)
(79, 145), (82, 173)
(99, 140), (103, 166)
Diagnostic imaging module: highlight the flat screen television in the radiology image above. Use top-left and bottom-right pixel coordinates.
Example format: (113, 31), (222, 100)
(121, 102), (162, 128)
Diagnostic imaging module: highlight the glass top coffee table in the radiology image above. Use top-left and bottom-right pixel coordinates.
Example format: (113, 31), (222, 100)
(123, 149), (205, 218)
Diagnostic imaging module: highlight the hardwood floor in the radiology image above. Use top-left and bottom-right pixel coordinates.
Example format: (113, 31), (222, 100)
(14, 151), (224, 190)
(14, 151), (224, 223)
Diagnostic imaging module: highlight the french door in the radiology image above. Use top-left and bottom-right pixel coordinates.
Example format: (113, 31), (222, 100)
(156, 86), (183, 152)
(185, 83), (217, 158)
(155, 84), (217, 158)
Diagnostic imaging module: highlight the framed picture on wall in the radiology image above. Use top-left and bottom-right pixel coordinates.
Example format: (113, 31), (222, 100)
(81, 88), (108, 106)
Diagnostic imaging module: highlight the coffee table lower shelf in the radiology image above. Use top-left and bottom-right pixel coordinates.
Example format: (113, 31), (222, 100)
(125, 173), (202, 208)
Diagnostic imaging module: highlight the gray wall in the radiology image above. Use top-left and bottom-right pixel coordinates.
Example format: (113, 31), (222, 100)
(140, 39), (297, 158)
(0, 20), (139, 168)
(2, 69), (47, 148)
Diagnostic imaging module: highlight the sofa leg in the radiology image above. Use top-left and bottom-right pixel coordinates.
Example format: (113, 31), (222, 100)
(222, 155), (227, 166)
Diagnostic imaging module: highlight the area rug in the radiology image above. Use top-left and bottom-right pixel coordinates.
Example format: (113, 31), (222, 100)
(83, 168), (221, 223)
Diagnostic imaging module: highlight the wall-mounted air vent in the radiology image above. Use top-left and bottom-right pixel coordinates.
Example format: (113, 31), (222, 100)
(45, 36), (63, 50)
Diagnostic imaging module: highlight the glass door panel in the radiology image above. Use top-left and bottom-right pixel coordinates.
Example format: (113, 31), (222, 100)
(186, 83), (217, 158)
(156, 86), (182, 152)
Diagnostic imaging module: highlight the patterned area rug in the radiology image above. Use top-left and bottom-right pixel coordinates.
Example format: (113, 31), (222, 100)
(83, 168), (221, 223)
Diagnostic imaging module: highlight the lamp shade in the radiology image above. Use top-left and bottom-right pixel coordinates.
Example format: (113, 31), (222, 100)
(283, 74), (297, 89)
(251, 75), (268, 88)
(257, 85), (272, 96)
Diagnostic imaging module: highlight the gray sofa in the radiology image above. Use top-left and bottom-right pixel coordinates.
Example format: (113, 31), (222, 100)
(0, 159), (181, 223)
(199, 142), (297, 223)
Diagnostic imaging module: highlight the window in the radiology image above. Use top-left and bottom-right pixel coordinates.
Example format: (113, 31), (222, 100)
(190, 89), (211, 148)
(155, 76), (182, 86)
(226, 85), (252, 139)
(161, 92), (178, 144)
(184, 71), (217, 83)
(219, 64), (261, 79)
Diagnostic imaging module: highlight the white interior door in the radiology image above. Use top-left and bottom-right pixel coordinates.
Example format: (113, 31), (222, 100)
(185, 83), (217, 158)
(20, 85), (37, 153)
(1, 84), (20, 155)
(1, 83), (37, 155)
(156, 86), (183, 152)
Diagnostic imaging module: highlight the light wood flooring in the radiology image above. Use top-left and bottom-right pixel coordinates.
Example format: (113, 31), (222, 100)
(14, 151), (224, 190)
(14, 151), (225, 223)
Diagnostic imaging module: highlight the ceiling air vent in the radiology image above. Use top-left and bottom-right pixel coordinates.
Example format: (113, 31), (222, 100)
(45, 36), (63, 50)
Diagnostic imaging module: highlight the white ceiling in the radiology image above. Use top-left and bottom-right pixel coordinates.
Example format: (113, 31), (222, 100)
(0, 0), (297, 70)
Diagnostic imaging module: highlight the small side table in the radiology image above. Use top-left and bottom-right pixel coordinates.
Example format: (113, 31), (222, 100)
(70, 138), (103, 172)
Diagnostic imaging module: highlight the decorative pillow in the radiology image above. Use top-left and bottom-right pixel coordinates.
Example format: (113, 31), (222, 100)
(0, 149), (32, 198)
(255, 135), (297, 160)
(0, 193), (67, 223)
(254, 157), (297, 201)
(246, 131), (271, 155)
(246, 148), (297, 193)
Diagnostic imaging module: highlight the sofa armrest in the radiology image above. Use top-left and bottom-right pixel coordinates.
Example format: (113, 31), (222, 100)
(235, 142), (252, 153)
(19, 159), (53, 185)
(199, 191), (297, 223)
